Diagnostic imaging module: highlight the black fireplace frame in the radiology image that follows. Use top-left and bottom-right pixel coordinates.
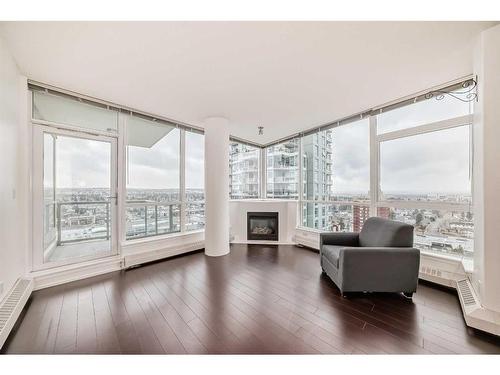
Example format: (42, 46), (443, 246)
(247, 212), (279, 241)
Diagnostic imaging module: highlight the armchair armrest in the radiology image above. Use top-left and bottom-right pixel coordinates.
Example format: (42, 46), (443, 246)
(320, 232), (359, 248)
(319, 232), (359, 259)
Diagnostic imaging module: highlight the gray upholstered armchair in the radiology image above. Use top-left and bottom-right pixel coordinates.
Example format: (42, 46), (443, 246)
(320, 217), (420, 298)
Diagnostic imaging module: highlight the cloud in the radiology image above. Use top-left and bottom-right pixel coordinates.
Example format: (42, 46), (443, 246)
(331, 119), (370, 193)
(380, 125), (470, 193)
(56, 136), (111, 188)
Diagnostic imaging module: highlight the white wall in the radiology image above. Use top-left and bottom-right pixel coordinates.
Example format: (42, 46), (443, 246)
(0, 36), (26, 301)
(472, 24), (500, 312)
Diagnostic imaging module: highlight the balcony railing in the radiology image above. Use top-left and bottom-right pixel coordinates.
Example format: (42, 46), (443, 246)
(50, 199), (200, 244)
(126, 200), (180, 240)
(56, 201), (110, 245)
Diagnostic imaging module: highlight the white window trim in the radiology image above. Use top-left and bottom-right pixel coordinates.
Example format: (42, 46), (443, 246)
(377, 114), (473, 142)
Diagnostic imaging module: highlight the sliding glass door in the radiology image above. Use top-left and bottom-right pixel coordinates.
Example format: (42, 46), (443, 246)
(33, 125), (118, 269)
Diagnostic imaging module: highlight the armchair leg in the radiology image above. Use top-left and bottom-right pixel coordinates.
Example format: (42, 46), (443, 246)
(403, 292), (414, 299)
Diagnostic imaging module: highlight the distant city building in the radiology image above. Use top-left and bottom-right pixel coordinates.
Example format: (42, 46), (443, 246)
(353, 205), (370, 232)
(229, 142), (260, 199)
(302, 131), (333, 229)
(266, 139), (300, 199)
(376, 206), (391, 220)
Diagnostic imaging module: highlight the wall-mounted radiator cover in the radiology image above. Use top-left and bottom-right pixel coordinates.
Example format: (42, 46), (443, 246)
(0, 278), (34, 349)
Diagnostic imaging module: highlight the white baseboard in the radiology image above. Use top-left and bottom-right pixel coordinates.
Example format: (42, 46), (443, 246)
(123, 241), (204, 268)
(462, 303), (500, 336)
(419, 253), (467, 288)
(31, 256), (123, 290)
(294, 229), (320, 250)
(230, 240), (295, 246)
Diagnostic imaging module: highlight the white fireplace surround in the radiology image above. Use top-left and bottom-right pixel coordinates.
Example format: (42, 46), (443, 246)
(229, 200), (298, 245)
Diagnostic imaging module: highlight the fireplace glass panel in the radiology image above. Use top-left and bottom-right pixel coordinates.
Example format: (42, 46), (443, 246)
(247, 212), (279, 241)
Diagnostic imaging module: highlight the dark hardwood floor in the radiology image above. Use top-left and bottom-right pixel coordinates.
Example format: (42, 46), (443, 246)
(3, 244), (500, 354)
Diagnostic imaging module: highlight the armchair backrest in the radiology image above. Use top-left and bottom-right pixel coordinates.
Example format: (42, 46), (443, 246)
(359, 217), (414, 248)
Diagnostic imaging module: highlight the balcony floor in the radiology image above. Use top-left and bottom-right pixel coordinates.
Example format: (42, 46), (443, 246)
(47, 240), (111, 262)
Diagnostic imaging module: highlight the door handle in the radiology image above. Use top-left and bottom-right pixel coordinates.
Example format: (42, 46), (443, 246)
(106, 194), (118, 205)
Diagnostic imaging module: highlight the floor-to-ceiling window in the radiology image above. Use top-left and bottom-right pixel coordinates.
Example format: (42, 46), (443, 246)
(375, 91), (473, 260)
(125, 115), (181, 239)
(229, 141), (260, 199)
(32, 88), (119, 268)
(125, 116), (206, 239)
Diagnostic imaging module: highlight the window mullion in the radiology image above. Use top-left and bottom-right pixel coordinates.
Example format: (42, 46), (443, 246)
(180, 129), (186, 232)
(298, 136), (303, 226)
(369, 114), (378, 217)
(260, 147), (266, 199)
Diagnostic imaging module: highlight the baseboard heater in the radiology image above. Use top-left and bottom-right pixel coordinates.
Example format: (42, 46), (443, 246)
(0, 278), (34, 349)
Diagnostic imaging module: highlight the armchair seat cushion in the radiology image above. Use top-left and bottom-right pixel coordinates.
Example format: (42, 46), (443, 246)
(322, 245), (344, 268)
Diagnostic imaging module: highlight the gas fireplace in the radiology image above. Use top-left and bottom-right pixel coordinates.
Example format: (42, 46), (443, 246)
(247, 212), (279, 241)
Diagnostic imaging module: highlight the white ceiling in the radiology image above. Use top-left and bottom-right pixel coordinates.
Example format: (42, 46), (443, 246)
(0, 21), (496, 144)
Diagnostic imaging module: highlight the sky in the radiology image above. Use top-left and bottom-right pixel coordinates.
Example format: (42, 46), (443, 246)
(330, 119), (370, 194)
(380, 125), (470, 194)
(55, 135), (111, 189)
(377, 95), (471, 195)
(53, 128), (205, 191)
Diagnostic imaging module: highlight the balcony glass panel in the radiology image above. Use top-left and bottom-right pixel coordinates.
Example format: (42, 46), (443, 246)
(186, 203), (205, 231)
(125, 203), (180, 239)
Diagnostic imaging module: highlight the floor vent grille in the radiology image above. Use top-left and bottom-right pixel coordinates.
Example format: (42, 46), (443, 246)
(457, 279), (477, 307)
(0, 278), (33, 349)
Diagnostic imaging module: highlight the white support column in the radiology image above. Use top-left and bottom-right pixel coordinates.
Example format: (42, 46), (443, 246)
(204, 117), (230, 257)
(472, 24), (500, 312)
